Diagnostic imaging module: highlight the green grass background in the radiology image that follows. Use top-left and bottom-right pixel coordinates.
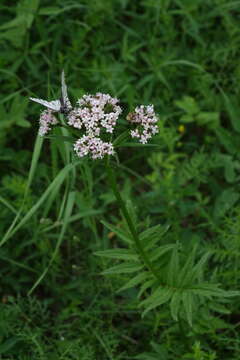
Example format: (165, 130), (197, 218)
(1, 0), (240, 358)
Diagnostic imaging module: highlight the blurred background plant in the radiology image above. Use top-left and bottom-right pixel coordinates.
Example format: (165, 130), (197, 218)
(1, 0), (240, 358)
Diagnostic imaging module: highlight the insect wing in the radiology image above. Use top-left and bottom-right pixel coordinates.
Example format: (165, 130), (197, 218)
(30, 98), (61, 111)
(61, 71), (72, 111)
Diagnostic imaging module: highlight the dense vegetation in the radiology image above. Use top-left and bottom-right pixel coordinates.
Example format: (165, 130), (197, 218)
(1, 0), (240, 358)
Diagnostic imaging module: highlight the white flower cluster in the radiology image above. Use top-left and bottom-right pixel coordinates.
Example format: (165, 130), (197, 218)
(39, 109), (58, 136)
(128, 105), (159, 144)
(68, 93), (122, 136)
(68, 93), (121, 159)
(74, 135), (114, 159)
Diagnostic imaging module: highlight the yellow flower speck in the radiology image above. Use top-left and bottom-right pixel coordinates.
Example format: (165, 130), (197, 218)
(178, 124), (185, 134)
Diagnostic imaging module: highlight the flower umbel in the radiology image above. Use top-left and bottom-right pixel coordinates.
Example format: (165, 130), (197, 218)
(68, 93), (122, 136)
(74, 135), (114, 159)
(39, 109), (58, 136)
(128, 105), (159, 144)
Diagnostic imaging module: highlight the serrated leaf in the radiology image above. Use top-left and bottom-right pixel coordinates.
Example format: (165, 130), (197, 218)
(138, 279), (156, 299)
(167, 246), (179, 286)
(126, 199), (137, 227)
(182, 291), (193, 326)
(176, 248), (196, 287)
(190, 252), (211, 282)
(170, 291), (182, 321)
(209, 303), (230, 315)
(118, 272), (148, 292)
(151, 244), (175, 262)
(102, 262), (143, 275)
(140, 224), (170, 250)
(181, 251), (210, 287)
(95, 249), (138, 261)
(141, 287), (173, 316)
(192, 284), (239, 298)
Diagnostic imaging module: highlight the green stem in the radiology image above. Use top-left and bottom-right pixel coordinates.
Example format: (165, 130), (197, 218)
(106, 161), (160, 281)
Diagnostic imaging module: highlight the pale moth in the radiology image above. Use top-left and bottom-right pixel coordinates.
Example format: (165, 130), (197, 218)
(30, 71), (72, 114)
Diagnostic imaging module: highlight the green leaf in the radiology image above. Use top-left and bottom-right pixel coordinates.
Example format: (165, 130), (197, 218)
(151, 244), (175, 262)
(167, 246), (179, 286)
(176, 248), (196, 287)
(190, 252), (211, 282)
(17, 0), (40, 28)
(118, 272), (148, 292)
(180, 114), (194, 123)
(95, 249), (138, 261)
(182, 291), (193, 326)
(0, 16), (25, 30)
(218, 154), (237, 183)
(175, 96), (199, 115)
(192, 283), (239, 298)
(39, 6), (62, 15)
(214, 188), (240, 219)
(102, 262), (143, 275)
(216, 127), (238, 154)
(47, 135), (76, 143)
(209, 303), (230, 315)
(16, 119), (31, 128)
(181, 251), (210, 287)
(140, 224), (170, 250)
(126, 199), (138, 227)
(141, 287), (173, 316)
(170, 291), (182, 321)
(138, 279), (156, 299)
(221, 92), (240, 133)
(196, 112), (219, 128)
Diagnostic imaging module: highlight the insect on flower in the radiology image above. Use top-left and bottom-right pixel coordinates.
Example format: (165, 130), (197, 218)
(30, 71), (72, 114)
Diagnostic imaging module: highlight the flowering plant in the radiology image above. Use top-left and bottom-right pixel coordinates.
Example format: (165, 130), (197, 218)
(27, 72), (238, 325)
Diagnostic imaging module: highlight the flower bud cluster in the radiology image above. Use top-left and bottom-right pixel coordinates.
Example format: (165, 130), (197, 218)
(128, 105), (159, 144)
(39, 109), (58, 136)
